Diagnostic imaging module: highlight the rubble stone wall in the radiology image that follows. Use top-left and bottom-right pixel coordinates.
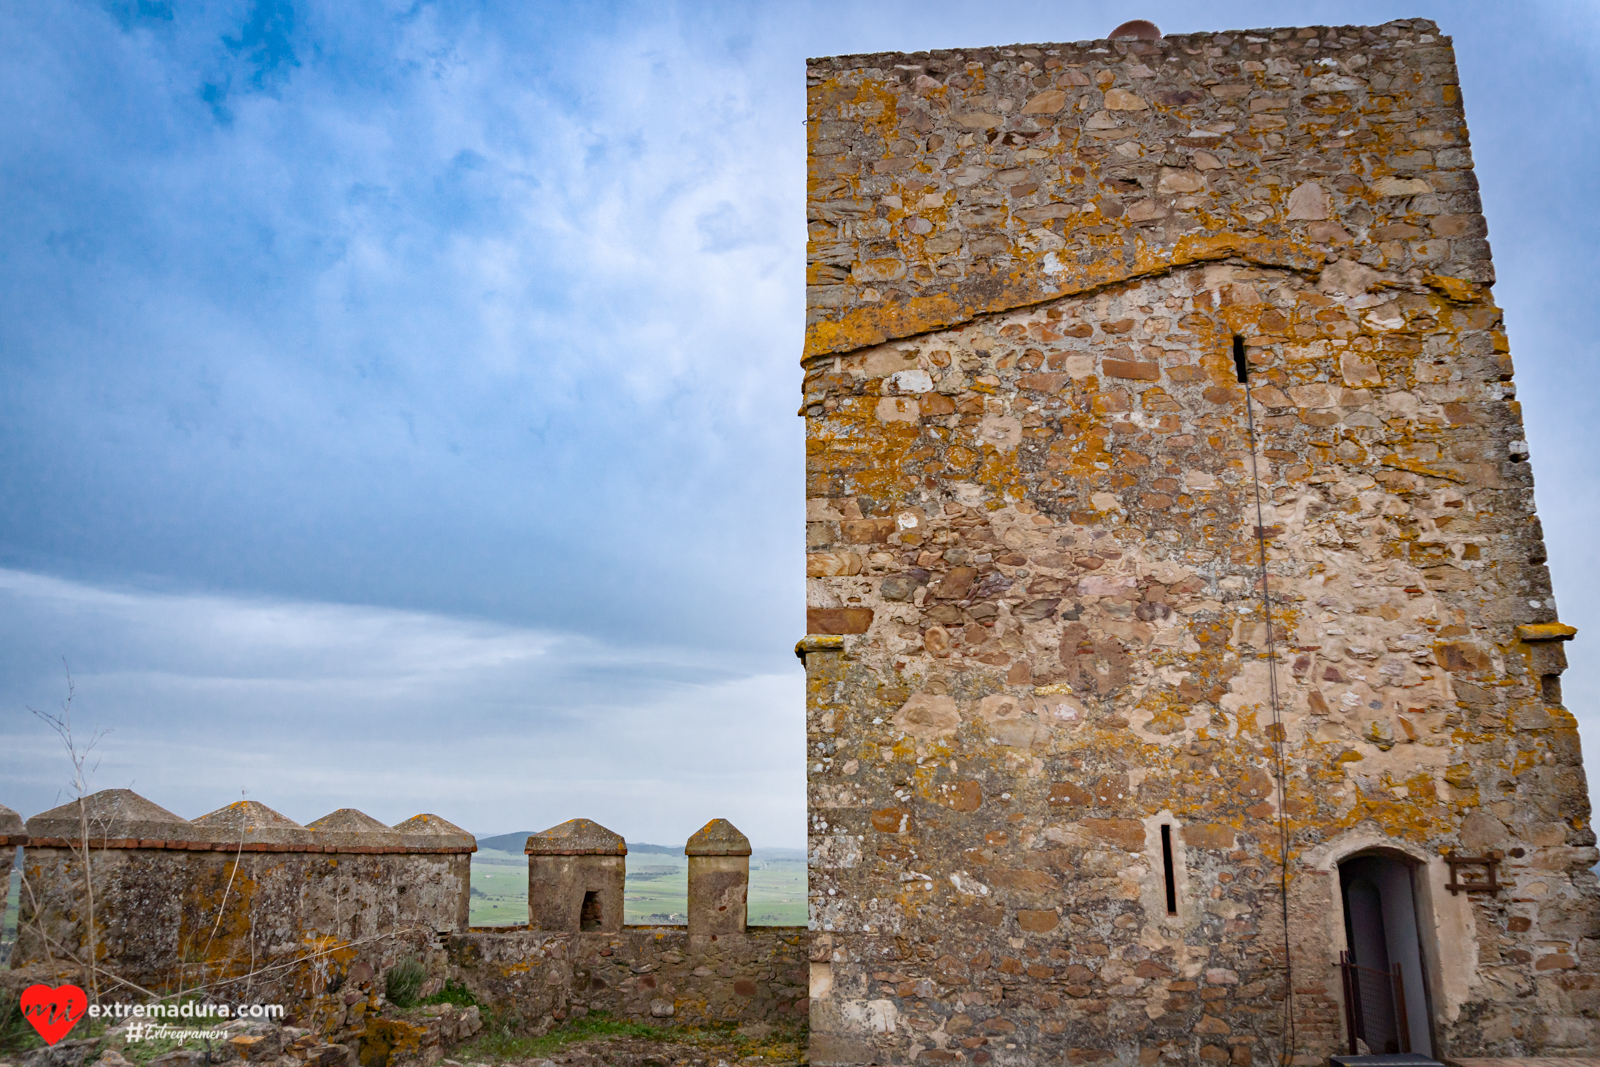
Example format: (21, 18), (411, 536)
(2, 796), (812, 1049)
(9, 793), (473, 1006)
(446, 927), (810, 1031)
(15, 846), (470, 995)
(803, 17), (1600, 1065)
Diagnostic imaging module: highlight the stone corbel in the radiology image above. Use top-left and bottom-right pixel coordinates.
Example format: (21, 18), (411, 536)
(795, 634), (846, 662)
(1515, 622), (1577, 705)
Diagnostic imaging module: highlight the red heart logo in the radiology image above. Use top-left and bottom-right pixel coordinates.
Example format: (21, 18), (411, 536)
(20, 984), (88, 1046)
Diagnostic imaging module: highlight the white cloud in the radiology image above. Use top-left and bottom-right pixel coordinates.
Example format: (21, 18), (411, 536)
(0, 568), (805, 847)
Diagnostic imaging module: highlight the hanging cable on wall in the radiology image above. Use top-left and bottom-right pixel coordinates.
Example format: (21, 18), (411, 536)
(1234, 333), (1297, 1064)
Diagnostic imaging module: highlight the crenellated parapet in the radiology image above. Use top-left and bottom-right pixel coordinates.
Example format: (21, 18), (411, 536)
(9, 788), (475, 995)
(0, 795), (806, 1036)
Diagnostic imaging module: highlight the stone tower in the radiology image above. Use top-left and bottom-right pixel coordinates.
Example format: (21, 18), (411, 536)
(801, 17), (1599, 1064)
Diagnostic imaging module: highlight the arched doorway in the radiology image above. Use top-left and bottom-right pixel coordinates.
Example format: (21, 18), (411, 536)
(1339, 853), (1435, 1057)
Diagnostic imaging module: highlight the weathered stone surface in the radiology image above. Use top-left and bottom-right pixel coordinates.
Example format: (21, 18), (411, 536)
(1519, 622), (1579, 643)
(686, 820), (753, 941)
(805, 16), (1598, 1065)
(804, 19), (1499, 361)
(4, 799), (797, 1049)
(0, 801), (23, 839)
(445, 927), (809, 1034)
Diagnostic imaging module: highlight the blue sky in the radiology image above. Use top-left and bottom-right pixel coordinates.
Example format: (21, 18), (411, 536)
(2, 1), (1598, 847)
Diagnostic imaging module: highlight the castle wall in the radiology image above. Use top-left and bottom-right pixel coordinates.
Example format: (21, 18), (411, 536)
(446, 927), (809, 1031)
(2, 796), (809, 1051)
(16, 847), (470, 991)
(803, 17), (1600, 1064)
(11, 793), (473, 1005)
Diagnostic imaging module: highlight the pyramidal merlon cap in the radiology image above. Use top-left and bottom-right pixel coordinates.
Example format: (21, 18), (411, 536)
(26, 788), (190, 843)
(392, 813), (477, 852)
(685, 818), (751, 857)
(191, 800), (315, 847)
(307, 808), (403, 851)
(525, 818), (626, 856)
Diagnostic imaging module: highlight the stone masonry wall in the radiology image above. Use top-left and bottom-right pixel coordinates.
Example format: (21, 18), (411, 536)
(17, 846), (469, 993)
(11, 791), (473, 1008)
(803, 18), (1600, 1065)
(446, 927), (810, 1032)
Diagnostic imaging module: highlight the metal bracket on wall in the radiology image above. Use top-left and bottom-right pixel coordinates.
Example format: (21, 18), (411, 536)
(1444, 851), (1504, 895)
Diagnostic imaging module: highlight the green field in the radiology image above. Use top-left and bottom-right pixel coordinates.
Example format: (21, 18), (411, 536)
(468, 844), (807, 928)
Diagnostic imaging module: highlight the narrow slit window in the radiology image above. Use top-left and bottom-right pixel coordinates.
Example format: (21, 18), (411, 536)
(1232, 334), (1250, 384)
(1160, 824), (1178, 915)
(580, 890), (603, 931)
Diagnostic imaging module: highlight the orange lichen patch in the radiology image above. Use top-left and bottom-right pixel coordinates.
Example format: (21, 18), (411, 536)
(1423, 273), (1488, 303)
(174, 859), (263, 972)
(1516, 622), (1578, 642)
(357, 1018), (429, 1067)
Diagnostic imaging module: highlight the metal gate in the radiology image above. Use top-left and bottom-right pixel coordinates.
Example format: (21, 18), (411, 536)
(1339, 949), (1410, 1055)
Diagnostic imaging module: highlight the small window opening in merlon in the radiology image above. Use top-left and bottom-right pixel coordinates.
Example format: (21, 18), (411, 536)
(580, 890), (602, 931)
(1160, 824), (1178, 915)
(1232, 334), (1249, 384)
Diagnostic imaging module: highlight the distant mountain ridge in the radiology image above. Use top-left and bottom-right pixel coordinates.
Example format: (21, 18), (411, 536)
(475, 831), (801, 859)
(475, 832), (684, 855)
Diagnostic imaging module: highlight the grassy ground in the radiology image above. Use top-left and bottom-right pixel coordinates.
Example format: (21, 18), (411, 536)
(469, 847), (807, 928)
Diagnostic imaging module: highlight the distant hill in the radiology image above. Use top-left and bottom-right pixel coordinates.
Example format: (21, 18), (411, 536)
(475, 832), (801, 860)
(751, 847), (807, 861)
(476, 831), (532, 853)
